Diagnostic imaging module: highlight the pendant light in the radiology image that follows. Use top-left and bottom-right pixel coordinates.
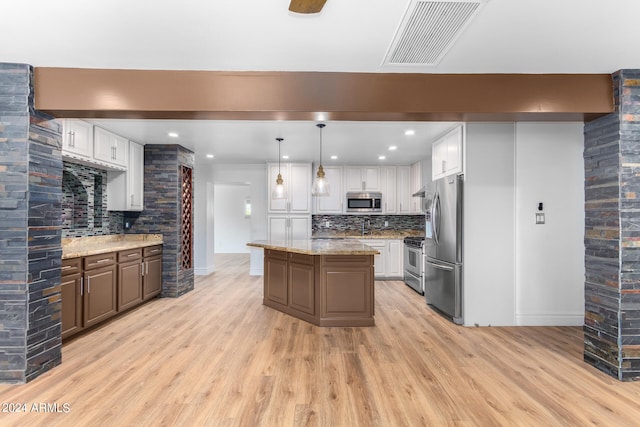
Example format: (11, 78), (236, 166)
(272, 137), (287, 200)
(312, 123), (330, 196)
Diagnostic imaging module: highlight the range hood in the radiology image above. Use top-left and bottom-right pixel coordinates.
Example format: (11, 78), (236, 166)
(412, 186), (428, 197)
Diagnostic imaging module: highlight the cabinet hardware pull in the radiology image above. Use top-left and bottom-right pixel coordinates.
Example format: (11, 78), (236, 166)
(131, 194), (134, 205)
(61, 265), (73, 270)
(96, 259), (111, 263)
(442, 160), (446, 173)
(141, 262), (145, 276)
(127, 253), (138, 257)
(146, 261), (149, 275)
(80, 277), (84, 296)
(87, 277), (91, 293)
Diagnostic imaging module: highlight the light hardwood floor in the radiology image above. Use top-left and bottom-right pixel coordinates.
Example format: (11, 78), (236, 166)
(1, 254), (640, 426)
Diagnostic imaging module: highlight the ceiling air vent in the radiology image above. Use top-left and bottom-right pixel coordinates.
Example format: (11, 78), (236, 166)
(384, 0), (486, 66)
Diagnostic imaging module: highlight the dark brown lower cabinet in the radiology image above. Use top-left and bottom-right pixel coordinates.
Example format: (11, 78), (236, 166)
(118, 248), (143, 311)
(62, 245), (163, 340)
(142, 245), (163, 300)
(84, 264), (117, 328)
(61, 258), (83, 339)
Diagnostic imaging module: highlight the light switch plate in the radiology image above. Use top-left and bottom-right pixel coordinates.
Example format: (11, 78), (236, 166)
(535, 213), (545, 224)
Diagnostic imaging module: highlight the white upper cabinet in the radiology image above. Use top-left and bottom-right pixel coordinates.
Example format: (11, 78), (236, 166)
(94, 126), (128, 169)
(345, 166), (380, 192)
(314, 165), (343, 214)
(268, 163), (312, 214)
(432, 125), (463, 180)
(381, 166), (397, 214)
(396, 166), (412, 214)
(107, 140), (145, 211)
(62, 119), (94, 159)
(410, 161), (422, 213)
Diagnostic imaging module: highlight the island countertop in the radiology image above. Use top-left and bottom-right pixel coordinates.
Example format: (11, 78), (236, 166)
(247, 239), (380, 256)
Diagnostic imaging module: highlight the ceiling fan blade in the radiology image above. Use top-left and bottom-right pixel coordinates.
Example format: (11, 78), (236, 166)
(289, 0), (327, 14)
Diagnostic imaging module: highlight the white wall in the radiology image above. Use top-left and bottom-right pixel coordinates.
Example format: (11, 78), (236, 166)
(462, 122), (585, 327)
(514, 122), (585, 325)
(463, 123), (516, 326)
(214, 184), (251, 253)
(194, 167), (216, 276)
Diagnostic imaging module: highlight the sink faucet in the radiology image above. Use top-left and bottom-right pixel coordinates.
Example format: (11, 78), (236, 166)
(362, 219), (370, 236)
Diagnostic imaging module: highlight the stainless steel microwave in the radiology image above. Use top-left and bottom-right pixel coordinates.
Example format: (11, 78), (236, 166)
(346, 192), (382, 213)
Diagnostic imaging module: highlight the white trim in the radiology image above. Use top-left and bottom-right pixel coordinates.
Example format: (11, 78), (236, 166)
(194, 265), (215, 276)
(516, 314), (584, 327)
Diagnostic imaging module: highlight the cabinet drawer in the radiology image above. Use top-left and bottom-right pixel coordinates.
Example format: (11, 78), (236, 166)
(143, 245), (163, 257)
(61, 258), (82, 277)
(266, 249), (288, 260)
(84, 252), (116, 270)
(118, 248), (142, 263)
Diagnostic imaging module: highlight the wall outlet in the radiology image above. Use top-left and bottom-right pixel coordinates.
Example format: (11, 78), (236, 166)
(384, 220), (388, 227)
(535, 213), (545, 224)
(325, 221), (330, 227)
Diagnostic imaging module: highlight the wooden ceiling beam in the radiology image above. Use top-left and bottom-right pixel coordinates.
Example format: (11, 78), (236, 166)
(34, 68), (614, 122)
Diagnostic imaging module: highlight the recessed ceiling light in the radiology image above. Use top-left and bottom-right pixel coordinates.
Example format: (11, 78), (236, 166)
(378, 155), (386, 160)
(331, 155), (338, 160)
(168, 132), (179, 138)
(389, 145), (397, 151)
(404, 129), (415, 136)
(282, 155), (289, 160)
(206, 154), (214, 159)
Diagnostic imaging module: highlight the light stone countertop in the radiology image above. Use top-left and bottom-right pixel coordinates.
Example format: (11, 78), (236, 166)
(247, 239), (380, 256)
(62, 234), (163, 259)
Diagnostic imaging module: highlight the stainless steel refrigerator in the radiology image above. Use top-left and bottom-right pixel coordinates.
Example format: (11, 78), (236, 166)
(424, 174), (463, 324)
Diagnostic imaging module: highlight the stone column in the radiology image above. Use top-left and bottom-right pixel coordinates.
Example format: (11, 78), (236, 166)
(0, 63), (62, 383)
(584, 69), (640, 381)
(124, 144), (195, 297)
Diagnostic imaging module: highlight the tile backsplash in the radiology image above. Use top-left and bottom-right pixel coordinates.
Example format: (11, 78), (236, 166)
(62, 162), (123, 237)
(312, 214), (425, 234)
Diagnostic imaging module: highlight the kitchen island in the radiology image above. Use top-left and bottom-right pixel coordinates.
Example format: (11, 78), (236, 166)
(247, 239), (379, 327)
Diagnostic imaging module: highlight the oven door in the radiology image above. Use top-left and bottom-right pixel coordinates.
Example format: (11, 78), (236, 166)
(404, 245), (422, 277)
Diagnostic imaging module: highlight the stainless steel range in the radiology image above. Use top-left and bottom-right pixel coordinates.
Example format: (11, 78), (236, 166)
(403, 236), (425, 295)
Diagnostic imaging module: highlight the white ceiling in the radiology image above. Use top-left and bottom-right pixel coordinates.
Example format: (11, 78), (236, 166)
(5, 0), (639, 163)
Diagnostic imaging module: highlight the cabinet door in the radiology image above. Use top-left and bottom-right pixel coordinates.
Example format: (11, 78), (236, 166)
(315, 165), (343, 214)
(143, 255), (163, 300)
(382, 166), (397, 214)
(445, 125), (463, 176)
(118, 261), (143, 311)
(386, 240), (404, 278)
(432, 137), (448, 180)
(397, 166), (412, 214)
(290, 216), (311, 241)
(61, 274), (83, 339)
(268, 216), (289, 241)
(264, 251), (288, 306)
(94, 127), (128, 168)
(364, 240), (385, 278)
(288, 258), (315, 315)
(84, 266), (117, 327)
(62, 120), (93, 158)
(345, 167), (365, 191)
(410, 161), (422, 213)
(289, 163), (312, 213)
(128, 141), (144, 210)
(363, 167), (381, 191)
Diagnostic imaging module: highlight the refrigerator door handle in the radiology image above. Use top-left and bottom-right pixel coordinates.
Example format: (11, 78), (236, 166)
(427, 260), (454, 271)
(432, 192), (441, 244)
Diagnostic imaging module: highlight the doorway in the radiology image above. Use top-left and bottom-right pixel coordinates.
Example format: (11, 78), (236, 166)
(213, 183), (252, 254)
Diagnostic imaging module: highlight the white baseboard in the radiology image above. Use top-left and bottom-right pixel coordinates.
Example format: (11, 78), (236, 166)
(516, 313), (584, 326)
(194, 265), (215, 276)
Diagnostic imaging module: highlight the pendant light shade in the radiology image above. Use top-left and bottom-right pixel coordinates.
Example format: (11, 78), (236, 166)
(272, 137), (287, 200)
(312, 123), (330, 197)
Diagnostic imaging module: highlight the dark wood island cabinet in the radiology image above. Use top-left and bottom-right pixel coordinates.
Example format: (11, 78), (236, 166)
(249, 239), (378, 327)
